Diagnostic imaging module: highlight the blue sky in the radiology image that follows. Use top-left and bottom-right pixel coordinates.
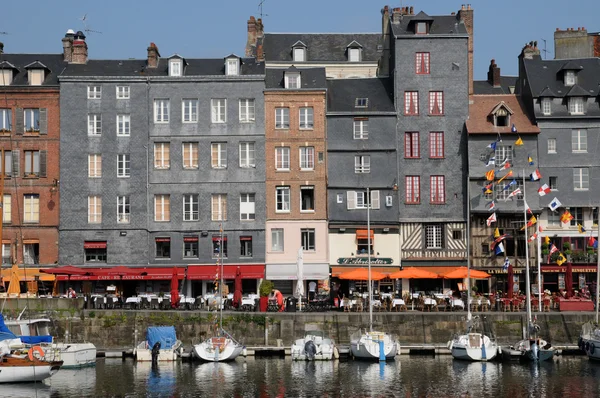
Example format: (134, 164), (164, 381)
(2, 0), (598, 79)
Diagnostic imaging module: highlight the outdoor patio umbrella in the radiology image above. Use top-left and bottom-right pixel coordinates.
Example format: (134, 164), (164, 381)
(389, 267), (439, 279)
(233, 266), (243, 309)
(507, 262), (514, 300)
(296, 247), (304, 310)
(40, 265), (92, 276)
(442, 267), (491, 279)
(565, 262), (573, 298)
(338, 268), (386, 281)
(6, 264), (21, 295)
(170, 267), (180, 309)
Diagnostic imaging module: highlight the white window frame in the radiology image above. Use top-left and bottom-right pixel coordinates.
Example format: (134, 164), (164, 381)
(299, 107), (314, 129)
(211, 194), (227, 221)
(154, 99), (170, 123)
(285, 73), (301, 89)
(271, 228), (284, 252)
(0, 108), (11, 131)
(211, 142), (227, 169)
(346, 190), (380, 210)
(183, 194), (199, 221)
(88, 195), (102, 224)
(275, 147), (290, 170)
(3, 194), (11, 224)
(117, 114), (130, 136)
(154, 143), (170, 169)
(354, 155), (370, 173)
(239, 142), (255, 168)
(275, 107), (290, 129)
(293, 48), (305, 62)
(299, 147), (315, 170)
(226, 58), (239, 76)
(572, 129), (587, 152)
(494, 145), (513, 167)
(564, 70), (575, 86)
(87, 85), (101, 99)
(182, 99), (198, 123)
(211, 99), (227, 123)
(239, 99), (255, 123)
(28, 69), (44, 86)
(348, 48), (361, 62)
(569, 97), (584, 115)
(301, 228), (316, 251)
(425, 224), (443, 249)
(240, 193), (256, 220)
(182, 142), (199, 169)
(276, 186), (290, 213)
(87, 114), (102, 136)
(24, 194), (40, 223)
(353, 119), (368, 139)
(169, 60), (182, 77)
(547, 138), (557, 154)
(88, 154), (101, 178)
(300, 185), (315, 212)
(24, 150), (40, 176)
(117, 154), (130, 178)
(541, 98), (551, 115)
(116, 86), (130, 99)
(573, 168), (589, 191)
(117, 195), (130, 224)
(154, 194), (170, 222)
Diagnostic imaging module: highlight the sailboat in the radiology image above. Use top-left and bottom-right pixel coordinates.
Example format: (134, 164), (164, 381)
(193, 225), (243, 362)
(350, 188), (398, 361)
(579, 212), (600, 360)
(448, 181), (499, 361)
(501, 172), (555, 362)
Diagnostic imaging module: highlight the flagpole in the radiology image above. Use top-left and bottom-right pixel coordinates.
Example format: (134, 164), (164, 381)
(596, 209), (599, 324)
(523, 170), (532, 328)
(537, 221), (542, 312)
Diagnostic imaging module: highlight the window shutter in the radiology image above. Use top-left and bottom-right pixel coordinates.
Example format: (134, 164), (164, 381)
(39, 150), (47, 178)
(370, 190), (380, 209)
(347, 191), (355, 210)
(11, 151), (19, 177)
(39, 108), (47, 134)
(15, 108), (23, 135)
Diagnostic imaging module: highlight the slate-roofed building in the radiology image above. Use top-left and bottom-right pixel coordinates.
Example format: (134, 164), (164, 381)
(0, 42), (62, 279)
(59, 34), (266, 297)
(518, 42), (600, 287)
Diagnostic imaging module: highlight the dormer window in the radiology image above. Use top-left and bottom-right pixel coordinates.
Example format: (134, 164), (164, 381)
(569, 97), (584, 115)
(564, 70), (575, 86)
(28, 69), (45, 86)
(285, 72), (301, 89)
(225, 57), (239, 76)
(169, 59), (182, 77)
(355, 98), (368, 108)
(490, 101), (514, 127)
(292, 41), (307, 62)
(416, 22), (427, 34)
(0, 69), (13, 86)
(541, 98), (552, 116)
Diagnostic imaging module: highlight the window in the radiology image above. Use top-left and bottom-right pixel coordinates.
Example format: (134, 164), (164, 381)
(85, 242), (107, 263)
(24, 109), (40, 132)
(87, 195), (101, 224)
(239, 99), (255, 122)
(564, 70), (575, 86)
(23, 242), (39, 264)
(293, 48), (305, 62)
(355, 98), (368, 108)
(495, 179), (523, 201)
(428, 91), (444, 115)
(183, 194), (199, 221)
(87, 86), (101, 99)
(154, 99), (170, 123)
(429, 132), (444, 158)
(353, 119), (368, 139)
(405, 176), (420, 204)
(357, 234), (373, 255)
(117, 114), (130, 136)
(154, 194), (170, 222)
(300, 186), (314, 212)
(337, 193), (343, 204)
(24, 150), (40, 177)
(117, 195), (130, 223)
(569, 97), (584, 115)
(481, 243), (490, 255)
(348, 48), (361, 62)
(117, 154), (130, 178)
(182, 142), (199, 169)
(299, 147), (314, 170)
(301, 229), (316, 251)
(430, 176), (446, 204)
(88, 154), (101, 178)
(405, 132), (420, 158)
(211, 142), (227, 169)
(240, 193), (256, 220)
(154, 143), (170, 169)
(275, 147), (290, 170)
(570, 207), (584, 226)
(495, 145), (513, 166)
(573, 168), (589, 190)
(416, 52), (430, 74)
(240, 236), (253, 257)
(226, 58), (239, 76)
(169, 60), (182, 76)
(276, 186), (290, 212)
(0, 108), (11, 132)
(299, 107), (314, 129)
(318, 152), (324, 163)
(239, 142), (255, 168)
(547, 138), (557, 154)
(1, 150), (11, 177)
(275, 108), (290, 129)
(28, 70), (44, 86)
(452, 230), (463, 240)
(271, 229), (284, 252)
(184, 237), (199, 258)
(2, 243), (10, 264)
(211, 194), (227, 221)
(494, 108), (510, 127)
(285, 73), (301, 89)
(155, 238), (171, 258)
(548, 210), (560, 225)
(212, 236), (228, 258)
(0, 70), (12, 86)
(354, 155), (370, 173)
(3, 194), (10, 223)
(541, 98), (551, 115)
(87, 114), (101, 135)
(549, 176), (558, 190)
(404, 91), (419, 115)
(416, 22), (427, 34)
(182, 99), (198, 123)
(346, 190), (380, 210)
(425, 224), (443, 249)
(211, 99), (227, 123)
(116, 86), (130, 99)
(572, 129), (587, 152)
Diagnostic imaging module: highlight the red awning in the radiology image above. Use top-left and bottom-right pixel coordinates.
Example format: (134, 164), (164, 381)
(155, 238), (170, 242)
(183, 236), (199, 242)
(240, 236), (252, 241)
(57, 267), (184, 281)
(212, 236), (228, 241)
(84, 241), (107, 249)
(356, 230), (374, 240)
(187, 265), (264, 280)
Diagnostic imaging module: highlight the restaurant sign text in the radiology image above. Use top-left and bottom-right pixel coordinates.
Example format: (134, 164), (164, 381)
(337, 257), (393, 265)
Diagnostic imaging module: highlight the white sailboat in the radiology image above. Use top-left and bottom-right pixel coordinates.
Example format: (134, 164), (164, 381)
(448, 180), (499, 361)
(193, 225), (243, 362)
(579, 211), (600, 360)
(350, 188), (398, 361)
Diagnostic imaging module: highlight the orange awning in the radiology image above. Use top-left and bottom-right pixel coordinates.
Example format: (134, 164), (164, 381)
(331, 266), (398, 278)
(389, 267), (439, 279)
(1, 268), (56, 283)
(443, 267), (491, 279)
(356, 229), (374, 240)
(338, 268), (386, 281)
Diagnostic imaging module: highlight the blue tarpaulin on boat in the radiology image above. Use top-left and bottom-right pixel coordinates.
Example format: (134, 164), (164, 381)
(20, 335), (53, 344)
(0, 314), (18, 341)
(146, 326), (177, 349)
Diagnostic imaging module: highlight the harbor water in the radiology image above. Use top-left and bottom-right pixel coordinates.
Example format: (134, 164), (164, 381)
(4, 356), (600, 397)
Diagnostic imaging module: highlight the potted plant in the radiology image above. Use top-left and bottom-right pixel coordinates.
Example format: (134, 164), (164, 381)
(471, 286), (478, 296)
(563, 242), (572, 256)
(541, 242), (549, 257)
(258, 280), (274, 312)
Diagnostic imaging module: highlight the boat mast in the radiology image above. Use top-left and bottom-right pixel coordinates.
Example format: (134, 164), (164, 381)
(219, 223), (224, 333)
(596, 209), (599, 324)
(367, 187), (372, 333)
(466, 177), (471, 323)
(523, 171), (532, 331)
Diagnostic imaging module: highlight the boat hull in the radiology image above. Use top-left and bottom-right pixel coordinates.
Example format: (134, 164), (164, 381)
(350, 332), (397, 361)
(449, 333), (498, 362)
(193, 337), (243, 362)
(0, 358), (62, 383)
(47, 343), (97, 368)
(291, 334), (336, 361)
(581, 337), (600, 360)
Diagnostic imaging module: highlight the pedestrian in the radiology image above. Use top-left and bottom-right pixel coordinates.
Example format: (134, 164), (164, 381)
(67, 287), (77, 298)
(309, 281), (317, 301)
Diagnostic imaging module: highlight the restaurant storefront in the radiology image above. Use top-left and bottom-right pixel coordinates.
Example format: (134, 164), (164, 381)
(265, 263), (329, 295)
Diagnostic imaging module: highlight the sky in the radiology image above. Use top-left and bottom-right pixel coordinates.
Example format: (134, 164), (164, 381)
(1, 0), (599, 79)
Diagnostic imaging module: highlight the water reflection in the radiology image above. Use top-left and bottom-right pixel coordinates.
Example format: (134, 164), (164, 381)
(2, 382), (51, 398)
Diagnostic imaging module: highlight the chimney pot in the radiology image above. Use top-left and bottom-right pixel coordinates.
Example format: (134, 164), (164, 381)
(409, 6), (414, 15)
(147, 42), (160, 68)
(0, 42), (4, 55)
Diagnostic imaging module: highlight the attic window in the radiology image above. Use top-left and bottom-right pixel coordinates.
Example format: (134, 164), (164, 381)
(0, 69), (14, 86)
(285, 72), (301, 89)
(564, 70), (575, 86)
(28, 70), (44, 86)
(355, 98), (368, 108)
(348, 48), (361, 62)
(169, 60), (182, 77)
(494, 108), (510, 127)
(416, 22), (427, 34)
(226, 58), (239, 76)
(293, 48), (305, 62)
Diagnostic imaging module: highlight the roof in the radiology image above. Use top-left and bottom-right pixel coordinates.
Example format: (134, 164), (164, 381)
(391, 13), (468, 36)
(473, 76), (518, 95)
(265, 67), (327, 90)
(263, 33), (382, 62)
(60, 57), (264, 78)
(466, 95), (540, 134)
(523, 57), (600, 97)
(327, 78), (394, 112)
(0, 54), (65, 85)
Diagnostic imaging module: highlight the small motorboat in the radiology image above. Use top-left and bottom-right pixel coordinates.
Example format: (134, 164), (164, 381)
(134, 326), (182, 362)
(291, 331), (337, 360)
(193, 330), (243, 362)
(0, 343), (63, 383)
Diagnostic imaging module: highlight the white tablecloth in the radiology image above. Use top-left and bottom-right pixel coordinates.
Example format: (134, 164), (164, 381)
(450, 299), (465, 308)
(392, 299), (405, 307)
(241, 297), (255, 306)
(468, 298), (491, 306)
(423, 298), (437, 306)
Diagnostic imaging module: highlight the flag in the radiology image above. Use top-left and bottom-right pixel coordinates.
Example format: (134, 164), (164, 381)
(548, 197), (562, 211)
(482, 183), (493, 194)
(487, 141), (497, 151)
(503, 257), (510, 270)
(538, 184), (551, 196)
(506, 187), (521, 200)
(515, 137), (524, 146)
(488, 201), (496, 211)
(487, 212), (497, 227)
(495, 242), (505, 255)
(502, 179), (517, 191)
(589, 236), (598, 249)
(498, 162), (511, 171)
(497, 170), (513, 183)
(485, 170), (495, 181)
(539, 225), (544, 233)
(491, 234), (511, 249)
(499, 157), (509, 167)
(578, 224), (586, 234)
(530, 169), (542, 181)
(548, 244), (558, 263)
(485, 157), (495, 167)
(485, 188), (493, 194)
(556, 252), (567, 266)
(520, 215), (537, 230)
(528, 232), (538, 242)
(494, 228), (500, 238)
(511, 124), (517, 133)
(528, 155), (534, 166)
(524, 201), (533, 215)
(544, 236), (550, 245)
(560, 210), (573, 224)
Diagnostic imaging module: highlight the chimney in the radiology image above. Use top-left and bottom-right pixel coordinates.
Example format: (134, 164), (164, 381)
(0, 42), (3, 55)
(245, 16), (257, 57)
(593, 34), (600, 58)
(147, 42), (160, 68)
(392, 7), (402, 24)
(554, 26), (591, 59)
(487, 59), (501, 87)
(71, 31), (88, 64)
(379, 6), (391, 77)
(62, 29), (75, 62)
(458, 4), (474, 95)
(521, 41), (541, 60)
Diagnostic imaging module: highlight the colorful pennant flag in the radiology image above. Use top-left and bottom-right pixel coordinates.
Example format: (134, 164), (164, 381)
(528, 155), (534, 166)
(506, 187), (522, 200)
(548, 244), (558, 263)
(511, 124), (518, 133)
(588, 236), (598, 249)
(498, 162), (511, 171)
(548, 197), (562, 212)
(491, 234), (511, 250)
(530, 169), (542, 181)
(495, 242), (505, 255)
(544, 236), (551, 245)
(528, 233), (538, 243)
(494, 228), (500, 238)
(524, 201), (533, 215)
(521, 215), (537, 230)
(578, 224), (586, 234)
(515, 137), (524, 146)
(556, 252), (567, 266)
(485, 157), (495, 167)
(560, 210), (573, 224)
(503, 257), (510, 270)
(482, 183), (493, 194)
(487, 141), (497, 151)
(497, 170), (513, 184)
(538, 184), (551, 196)
(487, 212), (497, 227)
(539, 225), (544, 233)
(486, 170), (495, 181)
(488, 201), (496, 211)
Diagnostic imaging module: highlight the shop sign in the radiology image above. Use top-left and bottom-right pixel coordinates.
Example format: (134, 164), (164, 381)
(337, 257), (393, 265)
